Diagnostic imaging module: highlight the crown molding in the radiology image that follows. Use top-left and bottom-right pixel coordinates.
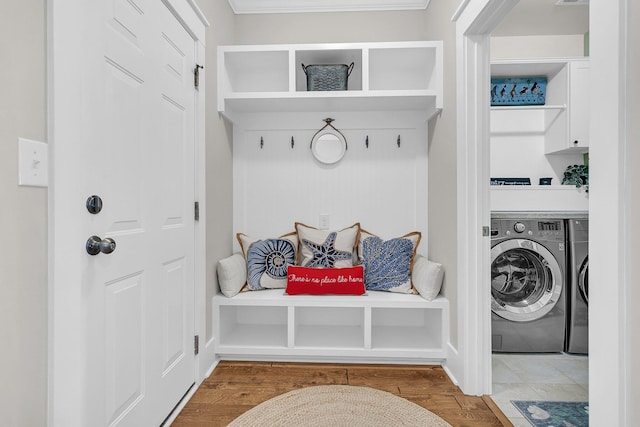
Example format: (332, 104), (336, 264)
(227, 0), (431, 14)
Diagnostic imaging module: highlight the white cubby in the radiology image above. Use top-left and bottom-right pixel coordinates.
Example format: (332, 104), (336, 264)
(371, 307), (442, 350)
(296, 49), (363, 92)
(218, 305), (288, 348)
(222, 49), (289, 93)
(295, 306), (365, 348)
(368, 46), (437, 91)
(213, 290), (449, 362)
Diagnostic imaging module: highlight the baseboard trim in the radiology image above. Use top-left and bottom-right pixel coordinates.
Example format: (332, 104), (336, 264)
(442, 342), (461, 387)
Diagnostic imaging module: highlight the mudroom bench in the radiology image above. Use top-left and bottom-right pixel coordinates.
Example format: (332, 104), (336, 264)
(212, 289), (449, 363)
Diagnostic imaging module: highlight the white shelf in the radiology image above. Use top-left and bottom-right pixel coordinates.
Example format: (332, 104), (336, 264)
(213, 290), (449, 362)
(490, 104), (566, 111)
(491, 185), (589, 212)
(218, 41), (443, 123)
(490, 105), (566, 135)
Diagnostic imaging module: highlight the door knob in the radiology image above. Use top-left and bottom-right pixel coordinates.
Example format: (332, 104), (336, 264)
(86, 235), (116, 255)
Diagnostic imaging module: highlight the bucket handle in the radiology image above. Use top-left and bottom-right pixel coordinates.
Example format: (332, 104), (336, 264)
(347, 62), (354, 76)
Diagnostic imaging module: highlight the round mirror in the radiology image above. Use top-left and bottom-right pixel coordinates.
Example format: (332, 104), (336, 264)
(311, 130), (347, 164)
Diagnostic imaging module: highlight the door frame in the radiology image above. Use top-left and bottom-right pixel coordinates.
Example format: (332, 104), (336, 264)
(46, 1), (210, 424)
(450, 0), (518, 396)
(453, 1), (632, 425)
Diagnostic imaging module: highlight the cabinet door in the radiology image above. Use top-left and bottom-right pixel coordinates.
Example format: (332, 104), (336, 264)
(569, 59), (590, 149)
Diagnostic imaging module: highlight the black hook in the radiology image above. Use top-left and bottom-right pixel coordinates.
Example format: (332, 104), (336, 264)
(260, 136), (263, 149)
(291, 136), (295, 149)
(365, 135), (369, 148)
(397, 135), (401, 148)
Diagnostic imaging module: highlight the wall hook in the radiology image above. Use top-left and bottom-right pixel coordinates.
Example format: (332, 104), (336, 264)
(365, 135), (369, 148)
(291, 136), (295, 149)
(397, 135), (401, 148)
(260, 136), (264, 149)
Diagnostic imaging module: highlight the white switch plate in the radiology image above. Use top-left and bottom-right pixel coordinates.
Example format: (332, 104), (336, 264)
(319, 214), (330, 230)
(18, 138), (48, 187)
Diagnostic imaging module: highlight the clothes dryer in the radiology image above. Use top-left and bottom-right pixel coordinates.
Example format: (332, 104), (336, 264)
(491, 217), (566, 353)
(566, 218), (589, 354)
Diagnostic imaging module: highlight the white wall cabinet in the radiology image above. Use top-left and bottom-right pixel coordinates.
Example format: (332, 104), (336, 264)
(213, 290), (449, 362)
(490, 58), (590, 155)
(218, 41), (443, 124)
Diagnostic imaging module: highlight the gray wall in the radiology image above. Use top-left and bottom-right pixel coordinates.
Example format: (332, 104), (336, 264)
(0, 1), (48, 425)
(628, 0), (640, 412)
(233, 3), (461, 347)
(199, 0), (236, 345)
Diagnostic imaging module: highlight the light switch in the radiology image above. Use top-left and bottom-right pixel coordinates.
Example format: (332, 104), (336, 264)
(18, 138), (48, 187)
(319, 214), (330, 230)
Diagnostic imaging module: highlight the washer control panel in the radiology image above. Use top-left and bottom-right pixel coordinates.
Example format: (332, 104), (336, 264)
(491, 219), (564, 241)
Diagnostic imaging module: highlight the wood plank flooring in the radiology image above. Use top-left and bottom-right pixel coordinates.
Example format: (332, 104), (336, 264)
(172, 361), (512, 427)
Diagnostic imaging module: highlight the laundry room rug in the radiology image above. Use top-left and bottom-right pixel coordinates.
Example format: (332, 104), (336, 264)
(512, 400), (588, 427)
(228, 385), (452, 426)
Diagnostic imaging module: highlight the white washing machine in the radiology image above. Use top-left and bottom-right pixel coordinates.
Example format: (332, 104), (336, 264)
(566, 218), (589, 354)
(491, 217), (566, 353)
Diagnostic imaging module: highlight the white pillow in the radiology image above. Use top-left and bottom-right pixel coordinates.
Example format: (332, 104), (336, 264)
(295, 222), (360, 268)
(412, 255), (444, 301)
(217, 253), (247, 298)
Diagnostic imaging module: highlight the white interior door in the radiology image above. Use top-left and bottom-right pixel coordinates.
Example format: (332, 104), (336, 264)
(50, 1), (196, 425)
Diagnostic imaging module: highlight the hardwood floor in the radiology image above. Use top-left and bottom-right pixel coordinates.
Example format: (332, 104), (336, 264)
(172, 361), (512, 427)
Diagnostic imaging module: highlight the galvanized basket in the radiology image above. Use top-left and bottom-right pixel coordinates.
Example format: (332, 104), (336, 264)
(302, 62), (354, 91)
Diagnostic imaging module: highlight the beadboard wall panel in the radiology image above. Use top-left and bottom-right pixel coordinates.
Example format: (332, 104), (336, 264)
(233, 119), (428, 255)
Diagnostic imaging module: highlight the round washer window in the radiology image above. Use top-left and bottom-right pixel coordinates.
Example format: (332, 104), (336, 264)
(491, 239), (563, 322)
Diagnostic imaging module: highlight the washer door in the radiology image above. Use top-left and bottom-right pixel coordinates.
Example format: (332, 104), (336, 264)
(579, 256), (589, 304)
(491, 239), (563, 322)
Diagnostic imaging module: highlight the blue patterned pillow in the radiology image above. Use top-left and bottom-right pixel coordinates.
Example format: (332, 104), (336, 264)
(358, 230), (421, 293)
(237, 233), (298, 290)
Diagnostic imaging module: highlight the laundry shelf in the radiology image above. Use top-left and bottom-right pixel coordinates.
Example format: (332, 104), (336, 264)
(491, 185), (588, 212)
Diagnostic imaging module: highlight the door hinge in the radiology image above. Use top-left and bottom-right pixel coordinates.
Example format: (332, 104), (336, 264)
(194, 64), (204, 89)
(194, 201), (200, 221)
(482, 226), (490, 237)
(194, 335), (199, 355)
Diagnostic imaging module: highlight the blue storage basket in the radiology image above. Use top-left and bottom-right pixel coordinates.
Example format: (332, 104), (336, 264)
(491, 76), (547, 106)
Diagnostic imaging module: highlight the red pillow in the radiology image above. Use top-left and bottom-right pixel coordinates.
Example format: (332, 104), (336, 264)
(286, 265), (365, 295)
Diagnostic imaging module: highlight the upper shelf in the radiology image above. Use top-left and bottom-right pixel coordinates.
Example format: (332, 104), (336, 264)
(217, 41), (443, 123)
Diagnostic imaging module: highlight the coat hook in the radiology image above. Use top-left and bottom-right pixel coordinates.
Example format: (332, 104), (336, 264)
(365, 135), (369, 149)
(397, 135), (401, 148)
(260, 136), (264, 149)
(291, 136), (295, 149)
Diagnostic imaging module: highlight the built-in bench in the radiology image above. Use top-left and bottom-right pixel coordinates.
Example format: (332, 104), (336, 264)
(213, 289), (449, 363)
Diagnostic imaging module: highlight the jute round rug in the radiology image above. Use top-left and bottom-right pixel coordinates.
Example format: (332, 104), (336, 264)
(227, 385), (453, 426)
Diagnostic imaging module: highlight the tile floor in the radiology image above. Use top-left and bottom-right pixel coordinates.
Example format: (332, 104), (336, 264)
(491, 353), (589, 427)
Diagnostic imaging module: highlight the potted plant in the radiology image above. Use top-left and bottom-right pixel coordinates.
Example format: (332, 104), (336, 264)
(562, 164), (589, 193)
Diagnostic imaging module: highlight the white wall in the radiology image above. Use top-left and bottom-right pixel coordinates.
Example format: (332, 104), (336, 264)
(232, 3), (460, 347)
(0, 1), (47, 425)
